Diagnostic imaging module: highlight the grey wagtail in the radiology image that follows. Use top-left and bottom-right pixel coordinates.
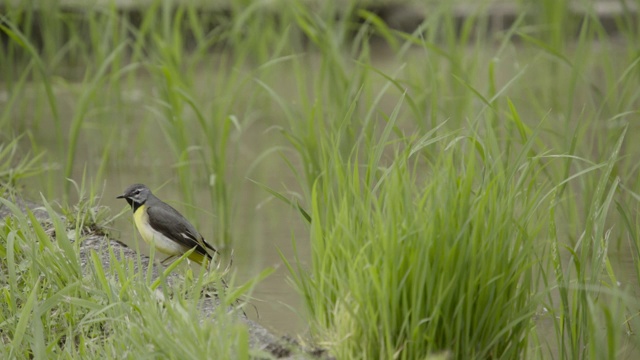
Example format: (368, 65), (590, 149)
(117, 183), (218, 265)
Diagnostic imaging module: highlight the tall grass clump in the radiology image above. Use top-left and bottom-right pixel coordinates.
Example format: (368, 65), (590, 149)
(266, 1), (640, 357)
(540, 129), (635, 359)
(284, 105), (548, 358)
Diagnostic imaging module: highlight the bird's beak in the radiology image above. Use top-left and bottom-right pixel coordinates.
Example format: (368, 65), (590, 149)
(116, 194), (126, 199)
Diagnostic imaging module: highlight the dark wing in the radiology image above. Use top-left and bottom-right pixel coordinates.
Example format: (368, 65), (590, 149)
(147, 203), (219, 258)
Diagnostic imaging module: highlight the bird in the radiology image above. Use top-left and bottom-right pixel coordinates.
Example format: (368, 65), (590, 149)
(117, 183), (219, 266)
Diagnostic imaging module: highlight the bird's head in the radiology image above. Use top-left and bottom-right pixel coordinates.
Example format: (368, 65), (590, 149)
(117, 183), (151, 208)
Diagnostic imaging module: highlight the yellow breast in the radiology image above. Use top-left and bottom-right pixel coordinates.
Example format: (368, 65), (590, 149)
(133, 204), (188, 256)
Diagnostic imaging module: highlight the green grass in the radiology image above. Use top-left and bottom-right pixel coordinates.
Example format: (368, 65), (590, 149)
(285, 121), (542, 358)
(1, 0), (640, 358)
(0, 195), (255, 358)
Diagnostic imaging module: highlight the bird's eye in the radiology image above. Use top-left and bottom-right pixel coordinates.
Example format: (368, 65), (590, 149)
(134, 189), (140, 195)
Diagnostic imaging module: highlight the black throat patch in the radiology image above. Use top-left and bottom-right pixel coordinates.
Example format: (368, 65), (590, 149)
(127, 198), (142, 213)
